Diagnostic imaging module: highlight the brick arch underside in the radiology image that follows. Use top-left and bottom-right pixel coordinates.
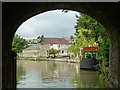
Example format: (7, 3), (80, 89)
(2, 2), (119, 88)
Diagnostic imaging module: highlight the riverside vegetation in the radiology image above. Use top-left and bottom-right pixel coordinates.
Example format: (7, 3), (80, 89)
(13, 12), (109, 88)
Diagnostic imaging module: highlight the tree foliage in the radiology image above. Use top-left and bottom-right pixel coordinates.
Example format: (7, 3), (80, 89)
(69, 13), (109, 60)
(69, 13), (109, 85)
(12, 34), (29, 53)
(76, 13), (109, 62)
(48, 48), (58, 58)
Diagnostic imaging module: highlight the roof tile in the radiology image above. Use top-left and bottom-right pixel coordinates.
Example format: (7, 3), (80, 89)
(42, 37), (70, 44)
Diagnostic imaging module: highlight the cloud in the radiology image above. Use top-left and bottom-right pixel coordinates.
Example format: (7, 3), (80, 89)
(16, 10), (79, 39)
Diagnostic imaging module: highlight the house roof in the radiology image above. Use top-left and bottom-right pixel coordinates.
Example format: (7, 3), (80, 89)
(41, 37), (70, 44)
(24, 37), (70, 50)
(24, 44), (40, 50)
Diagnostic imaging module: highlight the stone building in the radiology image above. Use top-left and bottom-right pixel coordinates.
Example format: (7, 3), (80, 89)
(19, 44), (40, 57)
(20, 37), (70, 57)
(40, 37), (70, 57)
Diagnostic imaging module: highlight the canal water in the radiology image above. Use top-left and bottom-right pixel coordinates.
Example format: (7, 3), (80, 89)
(17, 60), (100, 88)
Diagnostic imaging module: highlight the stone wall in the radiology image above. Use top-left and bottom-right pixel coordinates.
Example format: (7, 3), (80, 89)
(20, 49), (40, 57)
(105, 27), (119, 88)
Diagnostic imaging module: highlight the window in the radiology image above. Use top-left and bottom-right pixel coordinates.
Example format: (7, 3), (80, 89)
(58, 44), (60, 48)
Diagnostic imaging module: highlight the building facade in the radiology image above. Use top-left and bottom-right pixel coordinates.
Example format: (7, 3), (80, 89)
(19, 37), (71, 57)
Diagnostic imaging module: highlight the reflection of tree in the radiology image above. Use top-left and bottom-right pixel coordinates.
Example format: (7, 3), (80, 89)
(49, 61), (57, 72)
(70, 71), (84, 88)
(16, 62), (26, 84)
(48, 61), (59, 79)
(41, 61), (59, 82)
(70, 71), (100, 88)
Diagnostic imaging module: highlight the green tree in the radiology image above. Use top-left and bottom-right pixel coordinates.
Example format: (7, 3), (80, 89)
(48, 48), (58, 58)
(74, 13), (107, 44)
(72, 13), (109, 60)
(12, 34), (29, 53)
(68, 27), (96, 59)
(70, 13), (109, 87)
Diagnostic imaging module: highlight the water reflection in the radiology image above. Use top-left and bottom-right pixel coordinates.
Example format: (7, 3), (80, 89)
(17, 60), (99, 88)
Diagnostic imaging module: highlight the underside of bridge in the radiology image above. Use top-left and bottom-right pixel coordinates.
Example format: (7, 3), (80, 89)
(2, 2), (120, 88)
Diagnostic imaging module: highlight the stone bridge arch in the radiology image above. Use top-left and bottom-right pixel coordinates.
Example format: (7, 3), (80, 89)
(2, 2), (119, 88)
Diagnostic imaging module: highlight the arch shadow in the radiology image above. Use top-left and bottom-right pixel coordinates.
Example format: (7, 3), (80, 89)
(2, 2), (119, 88)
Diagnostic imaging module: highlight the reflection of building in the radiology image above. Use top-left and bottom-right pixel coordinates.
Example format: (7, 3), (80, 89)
(40, 61), (76, 82)
(19, 36), (70, 57)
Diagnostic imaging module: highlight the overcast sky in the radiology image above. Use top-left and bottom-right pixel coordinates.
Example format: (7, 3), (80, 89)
(16, 10), (80, 39)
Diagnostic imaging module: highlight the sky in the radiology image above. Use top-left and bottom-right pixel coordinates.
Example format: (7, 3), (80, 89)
(16, 10), (80, 39)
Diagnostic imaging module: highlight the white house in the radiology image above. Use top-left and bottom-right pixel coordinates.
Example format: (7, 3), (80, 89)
(40, 37), (70, 57)
(19, 36), (71, 57)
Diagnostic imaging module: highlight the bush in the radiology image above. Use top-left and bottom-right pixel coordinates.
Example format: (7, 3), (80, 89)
(48, 48), (58, 58)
